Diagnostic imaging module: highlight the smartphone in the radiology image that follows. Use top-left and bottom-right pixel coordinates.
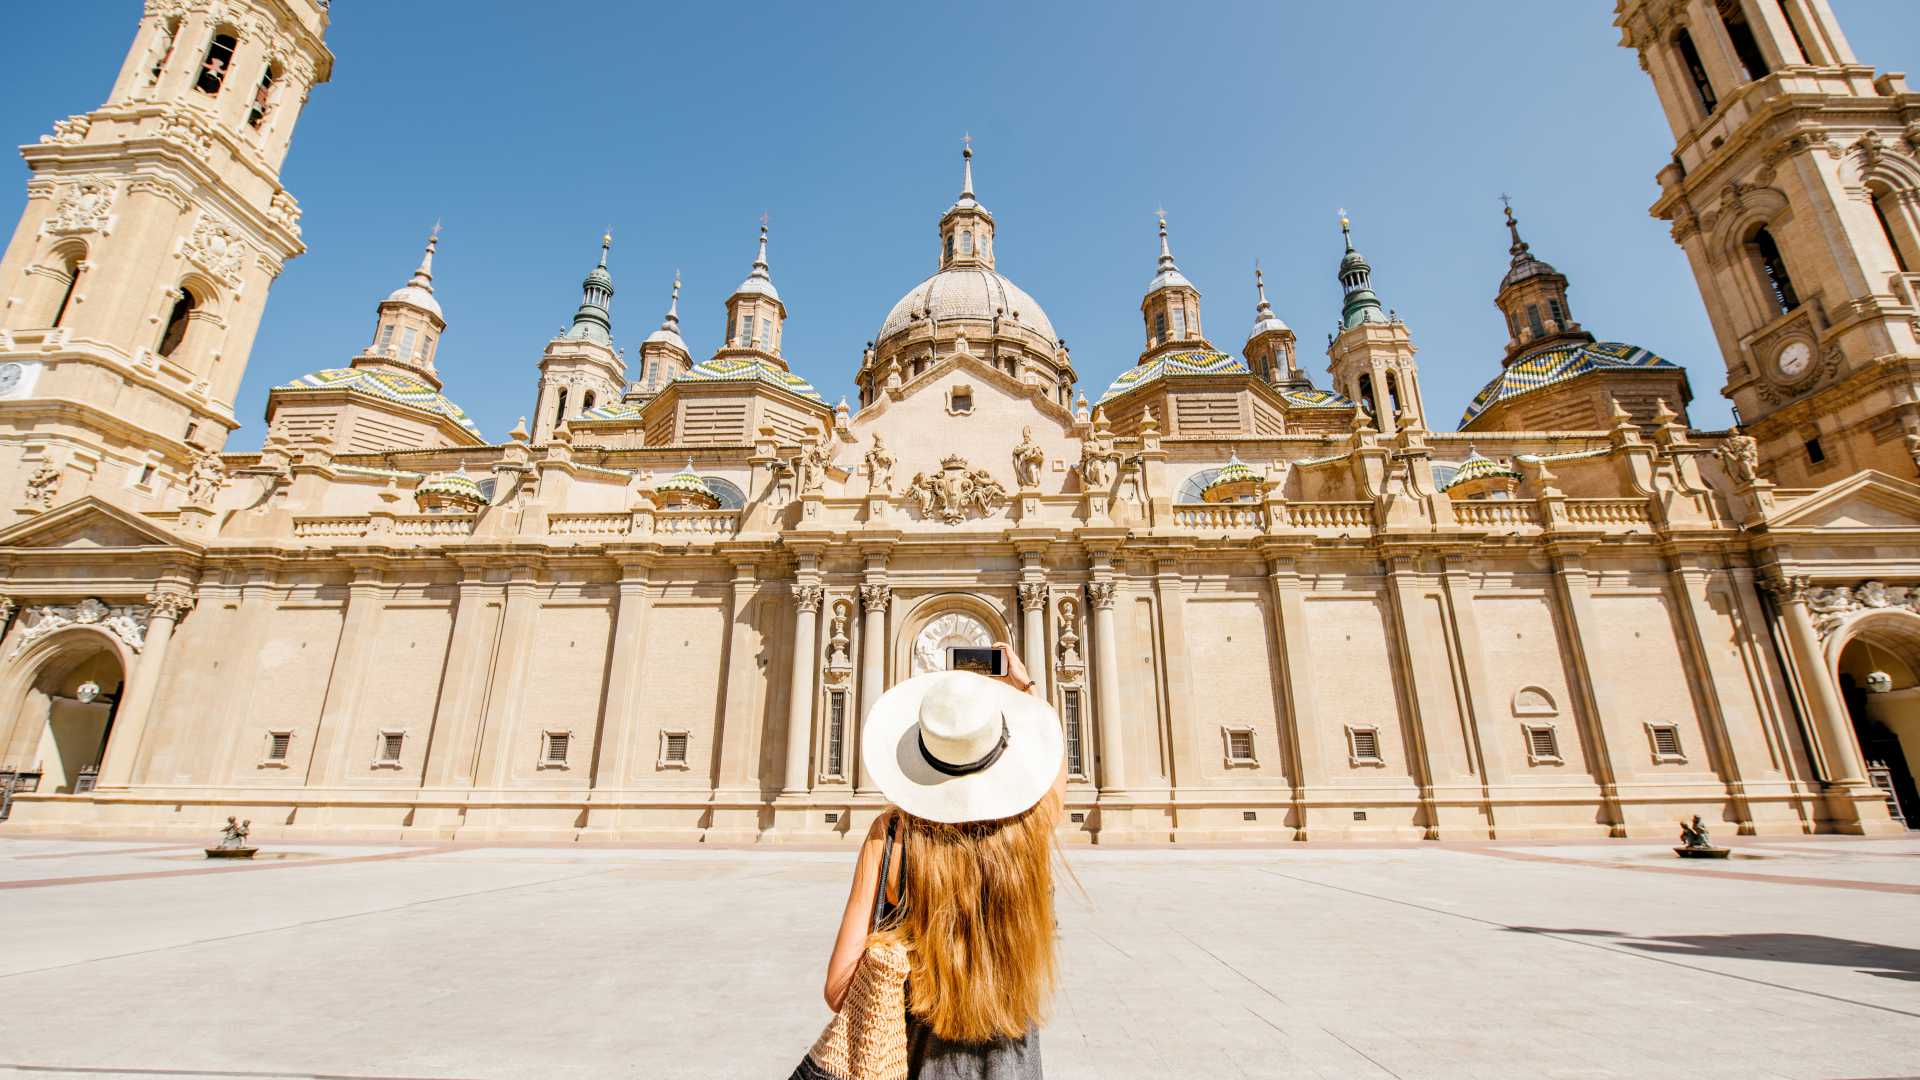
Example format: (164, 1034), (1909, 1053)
(947, 645), (1006, 677)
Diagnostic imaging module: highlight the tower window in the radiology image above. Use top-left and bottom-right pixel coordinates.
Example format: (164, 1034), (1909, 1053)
(1384, 370), (1402, 417)
(739, 315), (755, 347)
(1717, 0), (1771, 82)
(248, 62), (282, 129)
(554, 387), (568, 425)
(959, 230), (973, 255)
(157, 287), (196, 358)
(398, 327), (417, 360)
(1506, 310), (1519, 339)
(1547, 297), (1567, 329)
(1153, 311), (1167, 345)
(378, 322), (395, 353)
(1169, 305), (1186, 340)
(194, 32), (237, 95)
(1805, 435), (1825, 464)
(581, 390), (596, 412)
(1750, 226), (1800, 314)
(945, 233), (954, 261)
(1357, 373), (1375, 417)
(50, 256), (83, 329)
(1872, 192), (1914, 273)
(1672, 28), (1718, 115)
(1526, 303), (1546, 338)
(148, 18), (181, 85)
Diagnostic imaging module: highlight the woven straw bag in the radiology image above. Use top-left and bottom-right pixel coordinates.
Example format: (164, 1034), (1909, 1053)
(800, 936), (911, 1080)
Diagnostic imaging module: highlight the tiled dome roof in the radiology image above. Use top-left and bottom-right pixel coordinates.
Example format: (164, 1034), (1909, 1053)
(415, 467), (487, 509)
(1200, 453), (1261, 502)
(1439, 447), (1521, 492)
(655, 459), (720, 508)
(580, 401), (645, 421)
(1277, 386), (1355, 410)
(1098, 350), (1246, 402)
(275, 367), (479, 434)
(877, 268), (1057, 348)
(1460, 341), (1679, 427)
(674, 356), (823, 402)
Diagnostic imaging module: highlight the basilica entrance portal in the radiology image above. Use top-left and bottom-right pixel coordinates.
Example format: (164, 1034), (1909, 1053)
(0, 632), (127, 804)
(1836, 614), (1920, 828)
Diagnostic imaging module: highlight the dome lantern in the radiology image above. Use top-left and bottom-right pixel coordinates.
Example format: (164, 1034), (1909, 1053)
(655, 458), (721, 510)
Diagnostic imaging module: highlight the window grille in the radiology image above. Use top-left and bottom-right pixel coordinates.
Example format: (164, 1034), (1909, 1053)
(1348, 726), (1382, 765)
(1062, 690), (1085, 778)
(825, 692), (847, 779)
(266, 731), (292, 762)
(1525, 724), (1561, 764)
(659, 730), (690, 769)
(1648, 723), (1686, 762)
(379, 732), (404, 763)
(544, 732), (570, 766)
(1547, 298), (1566, 328)
(1224, 728), (1256, 765)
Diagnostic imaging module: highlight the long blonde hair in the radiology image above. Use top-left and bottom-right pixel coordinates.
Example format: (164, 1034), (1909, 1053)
(877, 792), (1061, 1042)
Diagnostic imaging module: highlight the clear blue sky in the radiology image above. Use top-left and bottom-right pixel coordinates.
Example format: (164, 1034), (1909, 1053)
(5, 2), (1920, 442)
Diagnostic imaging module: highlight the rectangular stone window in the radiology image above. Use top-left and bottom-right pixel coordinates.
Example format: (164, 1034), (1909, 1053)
(1805, 436), (1826, 466)
(1061, 689), (1086, 779)
(261, 730), (292, 767)
(948, 385), (974, 415)
(1526, 304), (1546, 338)
(1170, 306), (1186, 340)
(541, 730), (572, 769)
(1221, 725), (1257, 767)
(1523, 723), (1562, 765)
(1346, 725), (1384, 767)
(373, 730), (405, 769)
(195, 32), (236, 95)
(824, 693), (847, 780)
(658, 729), (691, 770)
(1647, 723), (1687, 764)
(1547, 298), (1566, 329)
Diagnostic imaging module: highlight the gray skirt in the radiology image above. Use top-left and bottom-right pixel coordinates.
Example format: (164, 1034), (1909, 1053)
(906, 1015), (1042, 1080)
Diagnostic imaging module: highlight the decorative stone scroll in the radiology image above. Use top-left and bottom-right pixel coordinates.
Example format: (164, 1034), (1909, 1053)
(905, 453), (1007, 524)
(1805, 580), (1920, 639)
(182, 215), (249, 288)
(44, 181), (114, 236)
(8, 598), (152, 658)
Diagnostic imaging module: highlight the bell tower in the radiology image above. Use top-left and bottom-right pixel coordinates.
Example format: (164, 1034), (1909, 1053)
(1617, 0), (1920, 485)
(0, 0), (331, 511)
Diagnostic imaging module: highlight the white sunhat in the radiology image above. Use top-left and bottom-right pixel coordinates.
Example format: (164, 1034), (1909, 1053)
(862, 670), (1064, 824)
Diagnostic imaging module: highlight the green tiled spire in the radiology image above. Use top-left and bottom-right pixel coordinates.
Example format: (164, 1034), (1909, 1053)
(564, 232), (615, 345)
(1337, 213), (1388, 331)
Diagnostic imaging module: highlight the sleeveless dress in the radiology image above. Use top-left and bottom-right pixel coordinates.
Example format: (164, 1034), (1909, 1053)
(794, 818), (1044, 1080)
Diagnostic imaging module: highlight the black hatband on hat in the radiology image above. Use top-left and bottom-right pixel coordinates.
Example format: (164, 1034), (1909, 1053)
(917, 715), (1010, 777)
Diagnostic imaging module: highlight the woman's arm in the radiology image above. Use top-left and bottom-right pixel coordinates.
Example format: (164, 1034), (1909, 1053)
(822, 815), (888, 1012)
(992, 642), (1067, 803)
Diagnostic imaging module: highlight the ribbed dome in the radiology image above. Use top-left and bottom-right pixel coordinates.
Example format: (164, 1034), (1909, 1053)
(383, 283), (443, 320)
(877, 268), (1056, 346)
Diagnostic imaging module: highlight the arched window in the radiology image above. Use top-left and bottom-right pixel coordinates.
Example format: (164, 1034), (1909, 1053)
(147, 17), (181, 86)
(1153, 311), (1167, 345)
(554, 387), (569, 426)
(194, 32), (237, 95)
(1384, 371), (1402, 417)
(1357, 373), (1375, 417)
(945, 233), (954, 261)
(248, 61), (282, 129)
(1526, 304), (1545, 338)
(49, 253), (83, 329)
(1717, 0), (1771, 82)
(1750, 226), (1800, 314)
(582, 391), (597, 413)
(156, 287), (196, 358)
(1672, 28), (1717, 115)
(1871, 189), (1916, 273)
(1774, 0), (1812, 63)
(959, 230), (973, 255)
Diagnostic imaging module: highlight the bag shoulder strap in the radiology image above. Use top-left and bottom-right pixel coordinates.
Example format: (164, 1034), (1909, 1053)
(871, 813), (905, 932)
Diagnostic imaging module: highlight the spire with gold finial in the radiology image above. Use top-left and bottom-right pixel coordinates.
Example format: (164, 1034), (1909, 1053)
(1147, 209), (1192, 292)
(1336, 209), (1387, 330)
(564, 230), (615, 345)
(644, 270), (687, 352)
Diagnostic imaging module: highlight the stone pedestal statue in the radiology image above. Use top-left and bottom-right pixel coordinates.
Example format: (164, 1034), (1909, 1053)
(1673, 814), (1728, 859)
(206, 816), (257, 859)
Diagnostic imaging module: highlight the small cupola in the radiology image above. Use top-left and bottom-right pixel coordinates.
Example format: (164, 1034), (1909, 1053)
(363, 226), (449, 378)
(1139, 212), (1207, 363)
(720, 221), (788, 365)
(1494, 201), (1588, 365)
(1244, 263), (1304, 388)
(655, 458), (721, 509)
(938, 137), (996, 271)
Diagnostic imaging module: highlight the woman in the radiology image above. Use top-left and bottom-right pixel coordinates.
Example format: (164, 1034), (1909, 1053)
(804, 643), (1065, 1079)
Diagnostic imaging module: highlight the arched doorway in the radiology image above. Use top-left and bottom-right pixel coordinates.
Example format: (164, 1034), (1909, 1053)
(898, 595), (1011, 680)
(1, 632), (129, 803)
(1834, 611), (1920, 828)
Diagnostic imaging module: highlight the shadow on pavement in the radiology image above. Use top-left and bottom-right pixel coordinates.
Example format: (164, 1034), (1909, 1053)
(1505, 927), (1920, 982)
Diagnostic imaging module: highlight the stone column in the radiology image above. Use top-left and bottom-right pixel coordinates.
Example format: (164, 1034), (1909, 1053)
(1017, 582), (1050, 700)
(856, 582), (889, 793)
(1547, 555), (1627, 835)
(95, 590), (193, 789)
(421, 577), (503, 790)
(473, 573), (541, 791)
(590, 565), (654, 793)
(1265, 558), (1322, 836)
(1766, 575), (1868, 786)
(310, 566), (390, 787)
(780, 584), (824, 797)
(1087, 580), (1127, 794)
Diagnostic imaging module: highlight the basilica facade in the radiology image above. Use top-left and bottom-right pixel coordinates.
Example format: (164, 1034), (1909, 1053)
(1, 0), (1918, 842)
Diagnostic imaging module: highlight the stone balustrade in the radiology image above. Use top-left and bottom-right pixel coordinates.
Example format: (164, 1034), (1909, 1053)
(548, 513), (629, 537)
(1452, 499), (1540, 528)
(1285, 502), (1374, 530)
(393, 514), (476, 537)
(1563, 498), (1651, 527)
(292, 516), (370, 539)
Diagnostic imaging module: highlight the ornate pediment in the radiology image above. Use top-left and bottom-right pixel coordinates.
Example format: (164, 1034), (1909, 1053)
(0, 497), (197, 552)
(1769, 470), (1920, 530)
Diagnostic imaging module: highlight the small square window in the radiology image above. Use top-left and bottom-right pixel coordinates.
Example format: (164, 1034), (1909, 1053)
(261, 730), (293, 767)
(657, 729), (691, 770)
(1647, 723), (1687, 763)
(541, 730), (572, 769)
(948, 385), (975, 415)
(1805, 436), (1826, 465)
(1523, 723), (1562, 765)
(1221, 726), (1258, 767)
(1347, 725), (1383, 767)
(373, 730), (405, 769)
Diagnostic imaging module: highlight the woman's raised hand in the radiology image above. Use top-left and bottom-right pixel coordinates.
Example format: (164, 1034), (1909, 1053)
(990, 641), (1034, 693)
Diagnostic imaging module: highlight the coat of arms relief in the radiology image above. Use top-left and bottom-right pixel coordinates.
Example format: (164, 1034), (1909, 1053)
(905, 454), (1008, 524)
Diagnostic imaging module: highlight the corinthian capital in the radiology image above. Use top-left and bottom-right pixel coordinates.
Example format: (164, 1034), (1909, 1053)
(1017, 582), (1050, 612)
(1759, 572), (1811, 606)
(794, 585), (825, 614)
(145, 590), (195, 622)
(1086, 581), (1118, 611)
(859, 583), (890, 612)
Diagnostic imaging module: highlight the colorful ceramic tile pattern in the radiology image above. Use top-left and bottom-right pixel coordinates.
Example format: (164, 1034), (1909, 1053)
(1098, 350), (1248, 402)
(1278, 387), (1355, 409)
(276, 367), (481, 433)
(1459, 341), (1677, 426)
(675, 356), (824, 401)
(580, 401), (646, 421)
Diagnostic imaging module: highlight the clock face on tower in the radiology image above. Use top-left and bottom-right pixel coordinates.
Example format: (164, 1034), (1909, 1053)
(1775, 340), (1813, 382)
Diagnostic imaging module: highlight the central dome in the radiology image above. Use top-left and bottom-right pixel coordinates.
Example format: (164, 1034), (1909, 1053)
(877, 267), (1057, 347)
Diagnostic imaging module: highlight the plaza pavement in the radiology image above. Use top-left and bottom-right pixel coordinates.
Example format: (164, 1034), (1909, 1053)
(0, 834), (1917, 1080)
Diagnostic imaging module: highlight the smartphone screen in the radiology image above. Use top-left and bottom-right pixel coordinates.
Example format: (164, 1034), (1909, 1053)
(948, 646), (1005, 676)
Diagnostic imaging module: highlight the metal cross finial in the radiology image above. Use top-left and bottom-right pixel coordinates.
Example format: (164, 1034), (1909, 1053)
(1154, 205), (1166, 223)
(1499, 192), (1513, 211)
(430, 218), (442, 240)
(962, 132), (972, 149)
(760, 210), (770, 227)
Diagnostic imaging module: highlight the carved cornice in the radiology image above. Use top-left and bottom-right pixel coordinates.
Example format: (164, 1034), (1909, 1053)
(1805, 580), (1920, 639)
(7, 598), (152, 658)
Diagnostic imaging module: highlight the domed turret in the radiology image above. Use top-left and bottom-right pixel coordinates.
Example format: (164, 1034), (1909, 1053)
(1139, 212), (1207, 363)
(655, 458), (720, 509)
(415, 466), (488, 512)
(1244, 263), (1303, 388)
